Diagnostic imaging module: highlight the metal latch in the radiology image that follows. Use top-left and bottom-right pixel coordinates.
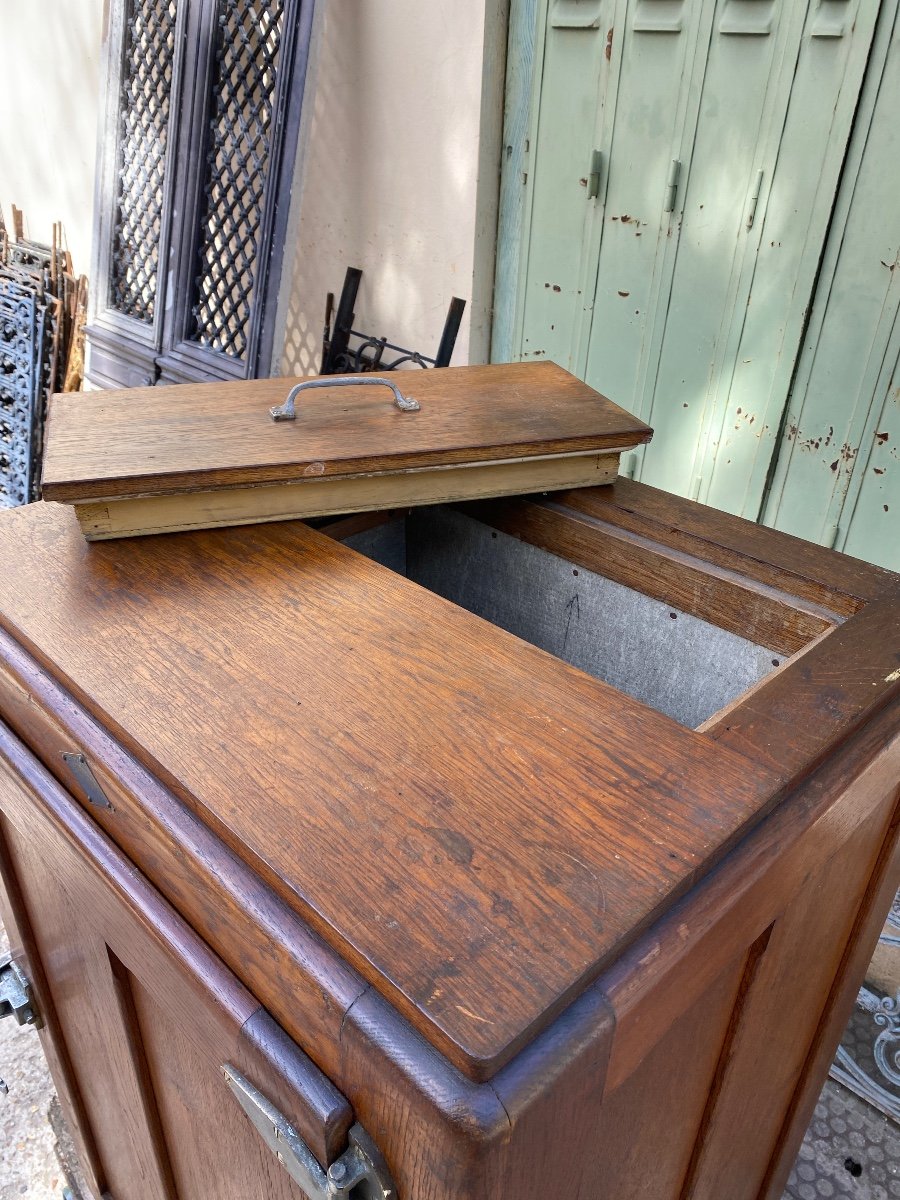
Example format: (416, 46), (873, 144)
(1, 953), (38, 1095)
(224, 1065), (396, 1200)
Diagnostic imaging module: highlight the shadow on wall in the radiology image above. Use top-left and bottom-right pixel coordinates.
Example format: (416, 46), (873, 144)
(279, 1), (484, 376)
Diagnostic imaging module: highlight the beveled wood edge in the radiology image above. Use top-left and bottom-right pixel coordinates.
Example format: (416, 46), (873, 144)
(0, 718), (353, 1166)
(558, 479), (898, 609)
(459, 496), (840, 656)
(239, 1010), (354, 1163)
(43, 440), (652, 504)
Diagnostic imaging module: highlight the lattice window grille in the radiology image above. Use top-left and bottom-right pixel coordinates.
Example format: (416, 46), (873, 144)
(109, 0), (178, 324)
(189, 0), (286, 360)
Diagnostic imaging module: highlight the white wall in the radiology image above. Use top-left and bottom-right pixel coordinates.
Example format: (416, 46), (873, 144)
(0, 0), (103, 277)
(276, 0), (507, 377)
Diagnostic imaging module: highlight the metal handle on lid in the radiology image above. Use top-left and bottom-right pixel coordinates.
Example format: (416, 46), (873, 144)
(270, 375), (420, 422)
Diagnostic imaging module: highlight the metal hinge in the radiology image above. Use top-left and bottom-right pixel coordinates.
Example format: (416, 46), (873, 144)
(746, 168), (764, 229)
(587, 149), (603, 200)
(663, 158), (682, 214)
(224, 1065), (396, 1200)
(1, 953), (39, 1095)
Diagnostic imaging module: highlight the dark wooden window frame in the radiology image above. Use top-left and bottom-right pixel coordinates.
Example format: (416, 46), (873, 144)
(87, 0), (315, 389)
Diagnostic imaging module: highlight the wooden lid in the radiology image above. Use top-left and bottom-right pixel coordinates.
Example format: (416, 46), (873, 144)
(0, 503), (774, 1081)
(41, 361), (652, 503)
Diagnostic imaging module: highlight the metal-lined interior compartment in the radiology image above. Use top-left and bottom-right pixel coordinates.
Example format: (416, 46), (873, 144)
(338, 506), (785, 729)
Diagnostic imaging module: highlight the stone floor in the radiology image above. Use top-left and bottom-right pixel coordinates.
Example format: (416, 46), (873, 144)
(2, 910), (899, 1199)
(785, 1081), (900, 1199)
(0, 927), (62, 1200)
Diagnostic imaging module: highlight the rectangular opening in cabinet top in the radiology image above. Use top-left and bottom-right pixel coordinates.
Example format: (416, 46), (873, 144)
(341, 507), (790, 729)
(40, 361), (652, 539)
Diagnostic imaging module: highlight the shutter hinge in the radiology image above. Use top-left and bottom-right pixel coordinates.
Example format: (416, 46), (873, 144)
(587, 149), (603, 200)
(224, 1065), (396, 1200)
(663, 159), (682, 213)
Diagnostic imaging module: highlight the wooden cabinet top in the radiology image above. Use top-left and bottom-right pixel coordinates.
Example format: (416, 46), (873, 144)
(1, 480), (898, 1086)
(0, 499), (788, 1078)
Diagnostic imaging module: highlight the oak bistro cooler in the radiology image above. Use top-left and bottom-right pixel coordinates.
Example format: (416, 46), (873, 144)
(0, 362), (897, 1200)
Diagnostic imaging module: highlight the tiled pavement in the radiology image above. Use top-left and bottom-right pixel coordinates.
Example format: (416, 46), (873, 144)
(784, 1081), (900, 1200)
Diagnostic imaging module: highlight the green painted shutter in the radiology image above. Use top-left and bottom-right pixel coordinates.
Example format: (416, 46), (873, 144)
(698, 0), (883, 518)
(762, 6), (900, 571)
(511, 0), (614, 371)
(503, 0), (882, 520)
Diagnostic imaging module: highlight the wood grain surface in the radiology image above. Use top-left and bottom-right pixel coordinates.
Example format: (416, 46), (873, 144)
(0, 482), (897, 1200)
(0, 621), (369, 1094)
(558, 479), (894, 610)
(0, 500), (775, 1078)
(461, 497), (842, 655)
(41, 361), (652, 502)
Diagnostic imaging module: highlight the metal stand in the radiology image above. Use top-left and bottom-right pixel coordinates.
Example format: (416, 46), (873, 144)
(830, 892), (900, 1122)
(320, 266), (466, 375)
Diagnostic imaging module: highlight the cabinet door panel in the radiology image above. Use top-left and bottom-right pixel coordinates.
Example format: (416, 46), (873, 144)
(0, 813), (107, 1200)
(128, 976), (299, 1199)
(0, 719), (352, 1200)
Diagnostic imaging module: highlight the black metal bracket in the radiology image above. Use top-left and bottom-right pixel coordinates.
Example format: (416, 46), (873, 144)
(321, 266), (465, 375)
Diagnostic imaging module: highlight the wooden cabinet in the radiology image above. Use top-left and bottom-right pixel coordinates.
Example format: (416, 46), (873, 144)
(0, 481), (897, 1199)
(0, 723), (352, 1200)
